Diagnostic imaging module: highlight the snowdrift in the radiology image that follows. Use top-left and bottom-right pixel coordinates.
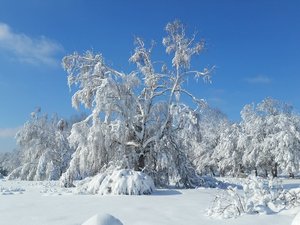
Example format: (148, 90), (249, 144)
(82, 213), (123, 225)
(292, 210), (300, 225)
(76, 169), (155, 195)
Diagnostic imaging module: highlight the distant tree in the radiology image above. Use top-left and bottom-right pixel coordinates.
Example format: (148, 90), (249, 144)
(61, 20), (213, 187)
(0, 150), (21, 175)
(212, 123), (242, 176)
(240, 98), (300, 177)
(192, 106), (230, 176)
(8, 109), (74, 180)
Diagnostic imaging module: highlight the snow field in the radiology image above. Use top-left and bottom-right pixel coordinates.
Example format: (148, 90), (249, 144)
(0, 179), (297, 225)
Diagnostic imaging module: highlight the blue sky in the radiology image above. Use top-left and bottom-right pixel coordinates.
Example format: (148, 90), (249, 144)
(0, 0), (299, 152)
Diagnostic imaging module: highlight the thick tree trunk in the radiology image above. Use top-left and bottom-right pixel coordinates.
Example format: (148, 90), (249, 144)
(135, 154), (145, 171)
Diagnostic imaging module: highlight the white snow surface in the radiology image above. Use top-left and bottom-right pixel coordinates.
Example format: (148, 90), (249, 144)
(82, 213), (123, 225)
(0, 178), (297, 225)
(292, 210), (300, 225)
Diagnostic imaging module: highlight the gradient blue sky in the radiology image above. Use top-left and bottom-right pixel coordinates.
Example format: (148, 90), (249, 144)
(0, 0), (299, 152)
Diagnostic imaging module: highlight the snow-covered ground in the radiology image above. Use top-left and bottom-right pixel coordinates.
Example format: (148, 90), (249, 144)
(0, 178), (298, 225)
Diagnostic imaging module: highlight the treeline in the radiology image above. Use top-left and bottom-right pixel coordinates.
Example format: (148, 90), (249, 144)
(195, 98), (300, 178)
(0, 110), (85, 180)
(1, 97), (299, 184)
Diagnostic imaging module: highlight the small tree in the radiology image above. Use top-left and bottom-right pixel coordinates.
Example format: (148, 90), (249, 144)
(61, 20), (213, 187)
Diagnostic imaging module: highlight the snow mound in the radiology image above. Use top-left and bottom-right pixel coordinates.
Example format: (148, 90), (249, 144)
(76, 169), (155, 195)
(292, 210), (300, 225)
(82, 213), (123, 225)
(253, 204), (274, 215)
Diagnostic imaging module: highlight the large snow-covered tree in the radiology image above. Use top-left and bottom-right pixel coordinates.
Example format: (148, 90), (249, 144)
(61, 20), (213, 187)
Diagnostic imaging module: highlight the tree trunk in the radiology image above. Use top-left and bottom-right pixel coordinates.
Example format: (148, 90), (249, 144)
(255, 168), (258, 177)
(238, 164), (244, 177)
(271, 163), (278, 178)
(210, 167), (215, 176)
(135, 154), (145, 171)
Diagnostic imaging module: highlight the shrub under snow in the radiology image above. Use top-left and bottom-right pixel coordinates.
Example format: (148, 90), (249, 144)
(208, 176), (300, 219)
(75, 169), (155, 195)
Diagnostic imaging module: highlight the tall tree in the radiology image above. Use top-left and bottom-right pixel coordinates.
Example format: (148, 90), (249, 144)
(61, 20), (213, 187)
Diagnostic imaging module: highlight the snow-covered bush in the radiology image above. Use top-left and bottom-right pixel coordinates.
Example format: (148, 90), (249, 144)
(0, 186), (25, 195)
(75, 168), (155, 195)
(207, 186), (246, 218)
(208, 176), (300, 219)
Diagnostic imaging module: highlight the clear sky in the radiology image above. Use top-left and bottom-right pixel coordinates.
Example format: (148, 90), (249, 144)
(0, 0), (299, 152)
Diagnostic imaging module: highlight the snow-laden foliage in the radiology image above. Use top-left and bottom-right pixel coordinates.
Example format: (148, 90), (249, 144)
(209, 98), (300, 177)
(61, 20), (213, 188)
(240, 98), (300, 177)
(192, 107), (230, 176)
(212, 123), (242, 176)
(60, 117), (126, 184)
(208, 176), (300, 219)
(0, 150), (21, 176)
(75, 166), (155, 195)
(7, 110), (75, 181)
